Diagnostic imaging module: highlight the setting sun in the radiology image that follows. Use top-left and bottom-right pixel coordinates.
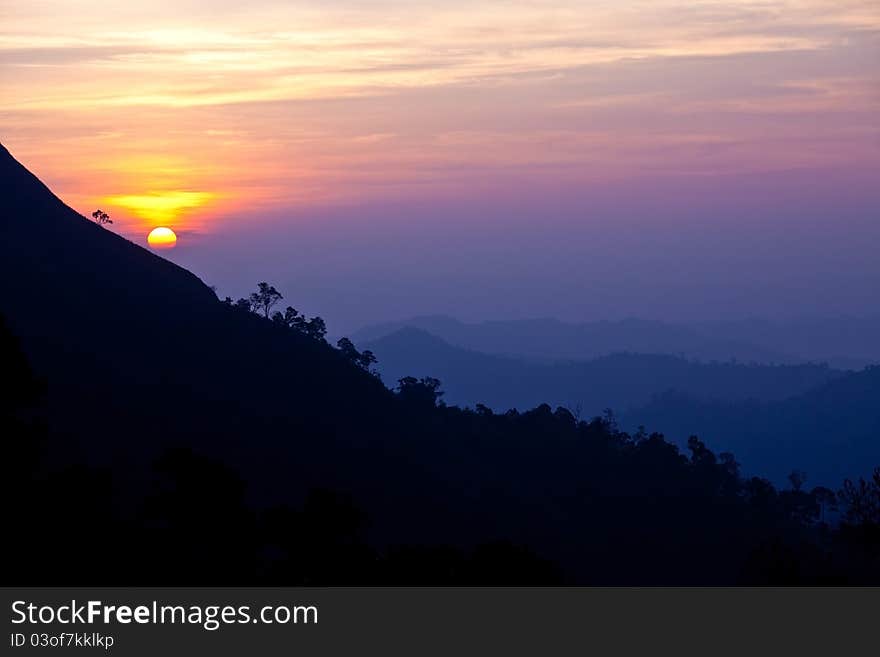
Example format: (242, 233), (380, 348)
(147, 226), (178, 249)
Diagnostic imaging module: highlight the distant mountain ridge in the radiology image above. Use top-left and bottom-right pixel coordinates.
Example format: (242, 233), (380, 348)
(623, 366), (880, 487)
(352, 314), (880, 368)
(361, 326), (879, 487)
(694, 317), (880, 370)
(361, 327), (844, 414)
(352, 315), (798, 365)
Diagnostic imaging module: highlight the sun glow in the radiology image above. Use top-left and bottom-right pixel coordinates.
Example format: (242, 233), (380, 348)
(106, 190), (215, 224)
(147, 226), (178, 249)
(2, 0), (877, 242)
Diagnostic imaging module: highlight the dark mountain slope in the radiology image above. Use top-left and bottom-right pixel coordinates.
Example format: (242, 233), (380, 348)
(362, 327), (842, 413)
(0, 143), (428, 531)
(625, 366), (880, 487)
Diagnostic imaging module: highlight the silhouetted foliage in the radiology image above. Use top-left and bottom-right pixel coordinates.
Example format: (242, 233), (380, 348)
(838, 469), (880, 526)
(396, 376), (444, 408)
(91, 209), (112, 226)
(811, 486), (838, 524)
(337, 337), (378, 372)
(304, 315), (327, 341)
(789, 469), (808, 492)
(250, 282), (283, 318)
(227, 283), (328, 343)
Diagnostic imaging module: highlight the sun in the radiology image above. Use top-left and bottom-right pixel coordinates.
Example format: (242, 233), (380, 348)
(147, 226), (178, 249)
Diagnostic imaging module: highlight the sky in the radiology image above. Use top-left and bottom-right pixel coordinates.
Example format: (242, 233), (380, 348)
(2, 1), (879, 333)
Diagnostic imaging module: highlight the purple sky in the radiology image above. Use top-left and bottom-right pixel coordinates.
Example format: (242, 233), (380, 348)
(170, 164), (879, 334)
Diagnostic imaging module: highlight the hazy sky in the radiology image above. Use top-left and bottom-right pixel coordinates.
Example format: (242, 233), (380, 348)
(3, 1), (879, 332)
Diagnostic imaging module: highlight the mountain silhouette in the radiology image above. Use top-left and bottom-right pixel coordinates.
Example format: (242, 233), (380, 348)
(353, 314), (880, 368)
(0, 143), (416, 528)
(694, 317), (880, 370)
(351, 315), (797, 364)
(624, 366), (880, 487)
(2, 143), (878, 584)
(362, 327), (842, 413)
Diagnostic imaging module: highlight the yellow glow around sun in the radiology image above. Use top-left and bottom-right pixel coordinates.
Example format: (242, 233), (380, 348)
(105, 190), (215, 223)
(147, 226), (178, 249)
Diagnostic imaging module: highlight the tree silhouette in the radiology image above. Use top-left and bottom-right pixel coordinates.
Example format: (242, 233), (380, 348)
(337, 337), (378, 372)
(360, 349), (377, 371)
(305, 316), (327, 342)
(396, 376), (443, 407)
(230, 286), (328, 343)
(91, 209), (112, 227)
(838, 469), (880, 525)
(249, 282), (283, 318)
(789, 470), (808, 492)
(270, 306), (305, 331)
(811, 486), (837, 524)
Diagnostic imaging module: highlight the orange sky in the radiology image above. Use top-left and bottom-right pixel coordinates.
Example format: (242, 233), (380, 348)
(2, 1), (879, 245)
